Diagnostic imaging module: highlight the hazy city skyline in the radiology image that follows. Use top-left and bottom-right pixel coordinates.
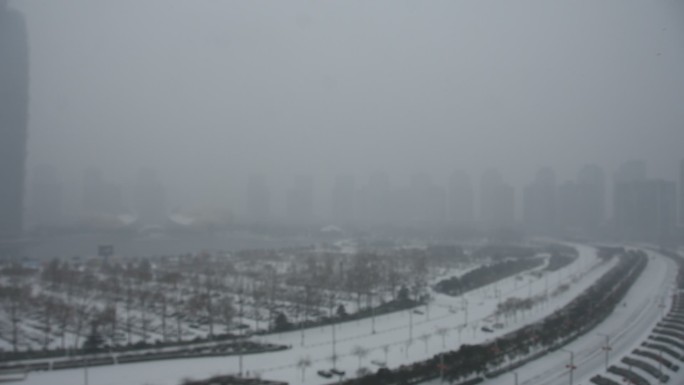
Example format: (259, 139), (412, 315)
(14, 0), (684, 213)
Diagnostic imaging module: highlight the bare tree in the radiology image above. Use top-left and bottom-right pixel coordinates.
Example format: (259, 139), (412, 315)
(139, 288), (151, 342)
(382, 344), (390, 364)
(216, 296), (234, 334)
(0, 282), (31, 352)
(39, 293), (56, 349)
(73, 294), (94, 349)
(54, 298), (72, 350)
(419, 333), (431, 353)
(436, 327), (449, 348)
(296, 356), (312, 382)
(351, 345), (369, 370)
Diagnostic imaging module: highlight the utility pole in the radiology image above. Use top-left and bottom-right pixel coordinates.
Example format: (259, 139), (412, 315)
(512, 371), (518, 385)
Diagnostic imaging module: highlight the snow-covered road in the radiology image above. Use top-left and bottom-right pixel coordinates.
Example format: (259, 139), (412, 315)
(481, 248), (677, 385)
(20, 244), (622, 385)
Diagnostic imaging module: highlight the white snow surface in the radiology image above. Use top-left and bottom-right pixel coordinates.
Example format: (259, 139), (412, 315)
(451, 248), (679, 385)
(20, 244), (645, 385)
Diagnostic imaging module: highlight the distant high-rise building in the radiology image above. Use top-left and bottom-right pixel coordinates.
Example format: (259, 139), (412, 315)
(134, 168), (166, 225)
(408, 172), (446, 224)
(286, 175), (314, 224)
(246, 174), (271, 224)
(523, 167), (557, 234)
(615, 160), (647, 184)
(82, 168), (124, 218)
(0, 3), (29, 257)
(480, 169), (515, 229)
(557, 181), (579, 232)
(28, 165), (63, 227)
(614, 179), (676, 241)
(576, 164), (605, 233)
(358, 172), (391, 224)
(448, 170), (474, 224)
(613, 160), (647, 226)
(331, 175), (355, 224)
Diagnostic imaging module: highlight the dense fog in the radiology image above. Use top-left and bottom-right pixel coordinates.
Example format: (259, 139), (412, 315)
(8, 0), (684, 225)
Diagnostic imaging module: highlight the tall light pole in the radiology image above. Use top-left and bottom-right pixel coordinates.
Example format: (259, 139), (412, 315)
(512, 371), (518, 385)
(658, 296), (667, 319)
(461, 297), (469, 325)
(408, 309), (414, 341)
(331, 322), (337, 369)
(371, 291), (376, 334)
(598, 333), (611, 370)
(560, 348), (576, 385)
(83, 358), (89, 385)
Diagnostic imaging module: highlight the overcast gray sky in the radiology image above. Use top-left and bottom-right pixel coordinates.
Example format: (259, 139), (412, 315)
(14, 0), (684, 214)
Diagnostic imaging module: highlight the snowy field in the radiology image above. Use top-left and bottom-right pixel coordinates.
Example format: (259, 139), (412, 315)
(18, 244), (627, 385)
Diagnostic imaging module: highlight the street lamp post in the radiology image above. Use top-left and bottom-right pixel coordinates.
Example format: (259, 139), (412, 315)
(370, 291), (376, 334)
(331, 322), (337, 369)
(560, 348), (576, 385)
(598, 333), (611, 370)
(408, 309), (413, 341)
(512, 371), (518, 385)
(461, 297), (469, 325)
(658, 297), (667, 319)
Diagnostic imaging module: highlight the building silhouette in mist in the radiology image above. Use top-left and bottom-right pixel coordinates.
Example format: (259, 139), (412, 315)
(407, 172), (446, 224)
(246, 174), (271, 224)
(479, 169), (515, 229)
(448, 170), (474, 224)
(82, 168), (124, 218)
(28, 165), (63, 227)
(134, 168), (166, 225)
(358, 172), (391, 225)
(576, 164), (606, 233)
(556, 164), (606, 238)
(523, 167), (557, 234)
(612, 160), (675, 241)
(0, 3), (29, 257)
(286, 175), (315, 224)
(614, 179), (676, 241)
(331, 175), (355, 224)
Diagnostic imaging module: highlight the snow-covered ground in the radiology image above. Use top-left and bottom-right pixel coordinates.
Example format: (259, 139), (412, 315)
(475, 248), (678, 385)
(19, 244), (620, 385)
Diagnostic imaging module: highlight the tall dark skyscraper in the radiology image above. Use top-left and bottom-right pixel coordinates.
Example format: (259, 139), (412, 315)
(0, 3), (29, 257)
(680, 159), (684, 227)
